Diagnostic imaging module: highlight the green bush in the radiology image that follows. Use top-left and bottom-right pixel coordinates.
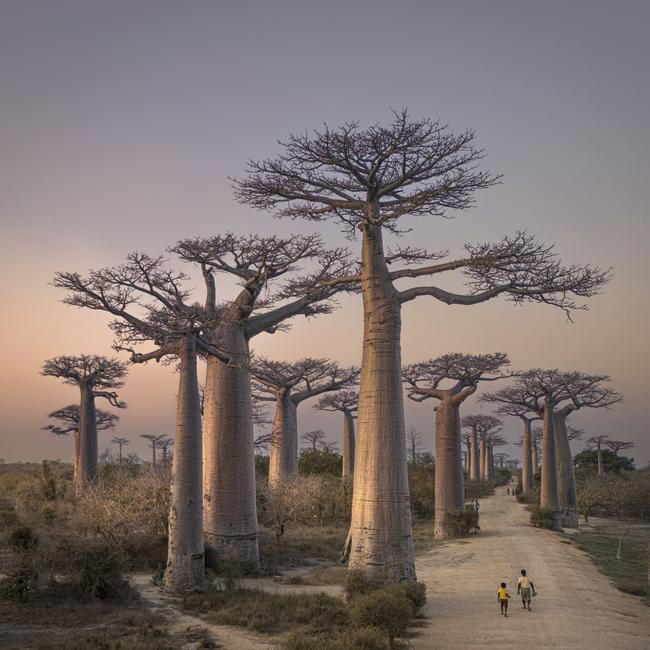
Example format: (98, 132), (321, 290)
(408, 460), (435, 517)
(299, 448), (343, 476)
(493, 468), (512, 487)
(0, 556), (37, 602)
(394, 580), (426, 613)
(529, 505), (559, 530)
(350, 588), (413, 646)
(345, 569), (386, 599)
(444, 505), (480, 538)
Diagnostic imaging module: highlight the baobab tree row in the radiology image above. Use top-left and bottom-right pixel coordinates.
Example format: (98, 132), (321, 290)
(51, 111), (610, 588)
(482, 370), (621, 528)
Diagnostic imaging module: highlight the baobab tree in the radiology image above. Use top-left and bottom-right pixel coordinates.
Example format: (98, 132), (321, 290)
(588, 435), (610, 476)
(157, 437), (175, 465)
(405, 426), (424, 465)
(110, 436), (129, 463)
(531, 427), (542, 474)
(253, 358), (359, 484)
(42, 355), (127, 494)
(141, 434), (166, 466)
(485, 433), (508, 480)
(315, 390), (358, 479)
(234, 110), (610, 580)
(495, 452), (510, 468)
(461, 415), (503, 482)
(555, 376), (620, 525)
(171, 233), (356, 566)
(606, 440), (634, 456)
(403, 353), (509, 538)
(462, 434), (472, 474)
(43, 404), (119, 482)
(53, 253), (235, 593)
(301, 429), (326, 450)
(480, 389), (541, 496)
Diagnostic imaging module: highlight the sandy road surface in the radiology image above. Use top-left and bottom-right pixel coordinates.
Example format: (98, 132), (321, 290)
(412, 485), (649, 650)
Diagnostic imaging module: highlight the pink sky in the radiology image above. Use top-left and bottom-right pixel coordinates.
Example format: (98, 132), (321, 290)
(1, 1), (648, 466)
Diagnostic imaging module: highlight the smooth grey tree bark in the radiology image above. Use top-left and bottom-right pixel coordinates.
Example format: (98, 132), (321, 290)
(470, 425), (480, 480)
(41, 356), (127, 495)
(555, 406), (578, 528)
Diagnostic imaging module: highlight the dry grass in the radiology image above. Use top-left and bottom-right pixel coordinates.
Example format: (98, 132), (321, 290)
(567, 524), (649, 601)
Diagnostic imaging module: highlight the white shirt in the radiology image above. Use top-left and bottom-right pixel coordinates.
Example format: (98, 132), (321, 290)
(518, 576), (530, 588)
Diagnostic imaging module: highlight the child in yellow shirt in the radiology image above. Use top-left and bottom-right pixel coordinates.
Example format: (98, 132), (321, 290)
(497, 582), (511, 616)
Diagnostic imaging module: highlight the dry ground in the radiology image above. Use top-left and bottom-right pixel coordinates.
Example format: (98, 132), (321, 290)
(413, 484), (650, 650)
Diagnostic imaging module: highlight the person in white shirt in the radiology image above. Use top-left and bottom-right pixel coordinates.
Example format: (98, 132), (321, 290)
(517, 569), (536, 610)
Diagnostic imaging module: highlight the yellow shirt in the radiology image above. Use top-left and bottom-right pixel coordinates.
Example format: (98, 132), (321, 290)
(498, 587), (509, 601)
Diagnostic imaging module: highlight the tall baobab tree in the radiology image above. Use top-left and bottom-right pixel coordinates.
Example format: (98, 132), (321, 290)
(42, 356), (127, 494)
(531, 427), (542, 475)
(171, 234), (356, 567)
(53, 253), (234, 593)
(315, 390), (359, 479)
(588, 435), (610, 476)
(253, 358), (359, 484)
(462, 434), (472, 474)
(43, 404), (119, 482)
(554, 376), (620, 525)
(234, 110), (610, 580)
(141, 434), (166, 467)
(157, 437), (175, 465)
(485, 432), (508, 480)
(403, 353), (508, 538)
(461, 415), (503, 481)
(606, 440), (634, 456)
(480, 390), (541, 496)
(110, 436), (129, 463)
(301, 430), (326, 450)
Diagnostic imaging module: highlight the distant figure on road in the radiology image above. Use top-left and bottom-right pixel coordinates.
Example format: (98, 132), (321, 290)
(498, 582), (511, 616)
(473, 499), (480, 512)
(518, 569), (536, 610)
(506, 487), (510, 495)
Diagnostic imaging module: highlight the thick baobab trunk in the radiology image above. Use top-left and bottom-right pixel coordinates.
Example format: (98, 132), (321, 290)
(269, 391), (298, 484)
(203, 327), (260, 568)
(486, 446), (494, 481)
(433, 398), (464, 539)
(342, 411), (356, 479)
(532, 437), (538, 475)
(464, 441), (470, 474)
(479, 437), (486, 480)
(554, 412), (578, 528)
(165, 336), (205, 593)
(521, 420), (534, 495)
(597, 445), (604, 476)
(346, 222), (415, 581)
(76, 384), (98, 495)
(539, 402), (560, 528)
(470, 426), (479, 480)
(73, 430), (80, 486)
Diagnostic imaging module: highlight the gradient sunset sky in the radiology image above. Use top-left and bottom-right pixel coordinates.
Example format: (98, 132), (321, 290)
(1, 1), (648, 466)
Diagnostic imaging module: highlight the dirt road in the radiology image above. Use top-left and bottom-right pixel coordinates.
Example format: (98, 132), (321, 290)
(413, 484), (649, 650)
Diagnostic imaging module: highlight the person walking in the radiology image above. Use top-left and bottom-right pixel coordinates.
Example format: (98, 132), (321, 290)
(518, 569), (536, 610)
(497, 582), (511, 616)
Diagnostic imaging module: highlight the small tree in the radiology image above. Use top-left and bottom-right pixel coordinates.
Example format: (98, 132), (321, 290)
(110, 437), (129, 464)
(405, 426), (424, 466)
(253, 358), (359, 483)
(301, 429), (326, 450)
(43, 404), (119, 482)
(141, 434), (165, 467)
(461, 414), (503, 482)
(42, 356), (126, 494)
(156, 437), (174, 465)
(315, 390), (359, 479)
(588, 435), (610, 476)
(606, 440), (634, 456)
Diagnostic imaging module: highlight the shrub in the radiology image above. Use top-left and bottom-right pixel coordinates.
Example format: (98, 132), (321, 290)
(529, 505), (559, 530)
(350, 588), (413, 646)
(394, 580), (426, 614)
(465, 480), (493, 499)
(408, 460), (435, 517)
(444, 505), (480, 538)
(345, 569), (386, 599)
(299, 448), (343, 476)
(493, 468), (512, 487)
(281, 626), (389, 650)
(0, 556), (37, 602)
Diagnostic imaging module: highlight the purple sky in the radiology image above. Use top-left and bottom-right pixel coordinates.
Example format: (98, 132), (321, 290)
(1, 1), (648, 465)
